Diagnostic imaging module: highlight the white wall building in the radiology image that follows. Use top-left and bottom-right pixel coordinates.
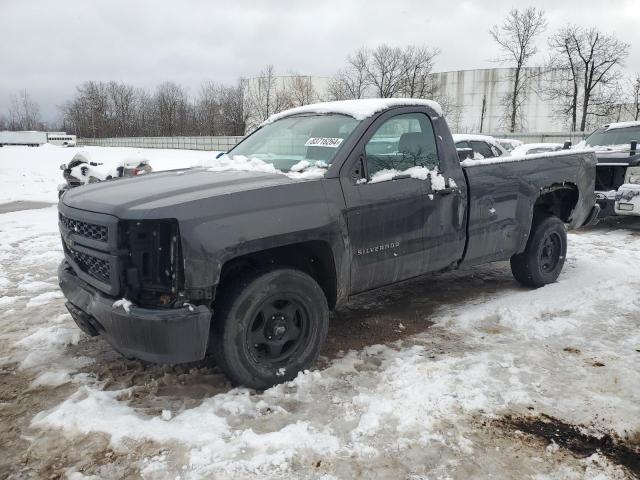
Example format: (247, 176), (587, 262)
(429, 67), (564, 133)
(244, 68), (575, 134)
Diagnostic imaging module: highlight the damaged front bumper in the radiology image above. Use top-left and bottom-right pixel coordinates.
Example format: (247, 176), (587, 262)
(58, 260), (211, 364)
(614, 184), (640, 216)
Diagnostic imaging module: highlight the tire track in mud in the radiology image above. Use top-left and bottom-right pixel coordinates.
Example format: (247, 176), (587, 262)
(499, 413), (640, 478)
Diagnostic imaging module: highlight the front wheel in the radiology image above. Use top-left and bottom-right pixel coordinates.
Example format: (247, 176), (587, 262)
(510, 215), (567, 288)
(211, 268), (329, 389)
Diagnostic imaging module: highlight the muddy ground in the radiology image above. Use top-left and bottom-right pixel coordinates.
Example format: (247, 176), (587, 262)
(1, 212), (639, 479)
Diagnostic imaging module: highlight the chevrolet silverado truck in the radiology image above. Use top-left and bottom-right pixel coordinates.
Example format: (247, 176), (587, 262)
(582, 121), (640, 217)
(58, 98), (599, 389)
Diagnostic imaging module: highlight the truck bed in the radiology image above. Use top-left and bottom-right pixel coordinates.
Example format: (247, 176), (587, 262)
(459, 150), (597, 267)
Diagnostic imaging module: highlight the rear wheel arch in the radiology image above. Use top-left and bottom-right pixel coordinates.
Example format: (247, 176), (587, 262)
(533, 183), (579, 222)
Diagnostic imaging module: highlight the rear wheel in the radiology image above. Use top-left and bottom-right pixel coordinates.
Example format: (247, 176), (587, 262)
(510, 215), (567, 288)
(211, 268), (329, 389)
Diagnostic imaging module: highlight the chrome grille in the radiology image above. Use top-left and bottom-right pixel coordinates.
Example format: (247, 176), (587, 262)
(59, 213), (108, 242)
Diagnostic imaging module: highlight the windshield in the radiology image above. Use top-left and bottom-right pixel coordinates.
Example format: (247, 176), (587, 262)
(585, 126), (640, 147)
(228, 114), (360, 172)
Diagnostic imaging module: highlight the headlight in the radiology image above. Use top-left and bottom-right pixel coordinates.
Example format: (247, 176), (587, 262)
(626, 166), (640, 184)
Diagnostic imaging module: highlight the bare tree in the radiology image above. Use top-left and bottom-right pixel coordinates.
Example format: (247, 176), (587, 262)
(364, 45), (409, 97)
(490, 7), (547, 132)
(545, 25), (582, 130)
(107, 82), (138, 136)
(545, 25), (629, 131)
(7, 90), (42, 130)
(154, 82), (190, 136)
(399, 45), (440, 98)
(574, 27), (629, 131)
(627, 74), (640, 121)
(243, 65), (292, 131)
(287, 73), (318, 107)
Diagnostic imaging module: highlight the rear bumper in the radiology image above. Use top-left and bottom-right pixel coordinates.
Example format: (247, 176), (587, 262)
(58, 261), (211, 364)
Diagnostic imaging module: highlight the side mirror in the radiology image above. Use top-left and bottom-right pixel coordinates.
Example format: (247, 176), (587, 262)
(60, 164), (67, 171)
(563, 141), (572, 150)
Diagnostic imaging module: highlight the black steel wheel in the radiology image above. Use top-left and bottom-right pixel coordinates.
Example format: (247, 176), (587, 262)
(211, 268), (329, 389)
(511, 215), (567, 288)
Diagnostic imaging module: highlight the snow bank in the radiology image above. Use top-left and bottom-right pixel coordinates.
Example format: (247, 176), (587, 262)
(0, 145), (220, 203)
(262, 98), (443, 126)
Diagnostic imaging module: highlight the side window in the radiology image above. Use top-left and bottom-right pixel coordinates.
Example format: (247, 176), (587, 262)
(364, 113), (438, 180)
(490, 144), (503, 157)
(469, 141), (495, 158)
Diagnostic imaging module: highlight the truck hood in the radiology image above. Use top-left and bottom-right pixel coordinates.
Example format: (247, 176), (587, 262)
(62, 168), (300, 218)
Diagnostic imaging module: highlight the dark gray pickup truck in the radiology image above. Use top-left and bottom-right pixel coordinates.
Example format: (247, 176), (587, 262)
(58, 99), (599, 388)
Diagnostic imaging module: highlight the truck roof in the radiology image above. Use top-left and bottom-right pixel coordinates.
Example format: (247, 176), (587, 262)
(261, 98), (443, 126)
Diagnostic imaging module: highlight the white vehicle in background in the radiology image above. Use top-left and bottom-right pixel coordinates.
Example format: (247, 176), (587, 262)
(47, 132), (77, 147)
(496, 138), (523, 152)
(452, 133), (509, 161)
(0, 131), (48, 147)
(510, 142), (565, 156)
(0, 131), (76, 147)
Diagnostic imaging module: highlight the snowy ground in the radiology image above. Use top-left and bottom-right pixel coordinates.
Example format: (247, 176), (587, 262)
(0, 147), (639, 479)
(0, 144), (219, 204)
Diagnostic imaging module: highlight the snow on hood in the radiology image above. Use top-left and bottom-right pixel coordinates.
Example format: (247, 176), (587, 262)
(262, 98), (443, 126)
(207, 154), (327, 180)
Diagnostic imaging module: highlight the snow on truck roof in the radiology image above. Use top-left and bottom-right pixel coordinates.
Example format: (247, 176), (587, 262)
(603, 121), (640, 131)
(452, 134), (499, 143)
(262, 98), (443, 125)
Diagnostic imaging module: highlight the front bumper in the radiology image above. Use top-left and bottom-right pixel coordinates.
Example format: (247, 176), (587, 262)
(614, 184), (640, 216)
(58, 261), (211, 364)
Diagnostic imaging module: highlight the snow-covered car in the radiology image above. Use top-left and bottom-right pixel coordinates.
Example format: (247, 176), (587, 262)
(58, 152), (152, 198)
(452, 134), (509, 160)
(582, 121), (640, 216)
(496, 138), (523, 152)
(510, 142), (564, 156)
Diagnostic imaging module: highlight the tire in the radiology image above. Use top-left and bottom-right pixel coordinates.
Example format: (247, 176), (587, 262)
(510, 215), (567, 288)
(210, 268), (329, 389)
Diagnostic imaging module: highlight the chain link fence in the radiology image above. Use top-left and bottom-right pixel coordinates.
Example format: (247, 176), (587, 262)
(77, 132), (590, 152)
(77, 136), (244, 151)
(483, 132), (588, 144)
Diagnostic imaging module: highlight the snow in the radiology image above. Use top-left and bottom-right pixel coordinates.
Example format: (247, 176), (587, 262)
(603, 120), (640, 131)
(0, 145), (220, 203)
(0, 144), (638, 478)
(262, 98), (443, 126)
(208, 154), (328, 180)
(452, 133), (500, 143)
(461, 148), (595, 167)
(112, 298), (132, 313)
(366, 165), (448, 191)
(510, 143), (564, 156)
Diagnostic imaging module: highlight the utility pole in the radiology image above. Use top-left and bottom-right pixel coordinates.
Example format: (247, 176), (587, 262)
(479, 95), (487, 133)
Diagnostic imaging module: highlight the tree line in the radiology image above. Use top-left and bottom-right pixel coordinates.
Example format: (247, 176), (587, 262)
(1, 7), (638, 136)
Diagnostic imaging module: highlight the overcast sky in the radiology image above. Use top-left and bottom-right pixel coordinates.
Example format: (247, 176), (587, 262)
(1, 0), (639, 123)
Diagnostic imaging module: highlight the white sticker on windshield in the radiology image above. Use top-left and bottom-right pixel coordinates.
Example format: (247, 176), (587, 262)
(304, 137), (343, 148)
